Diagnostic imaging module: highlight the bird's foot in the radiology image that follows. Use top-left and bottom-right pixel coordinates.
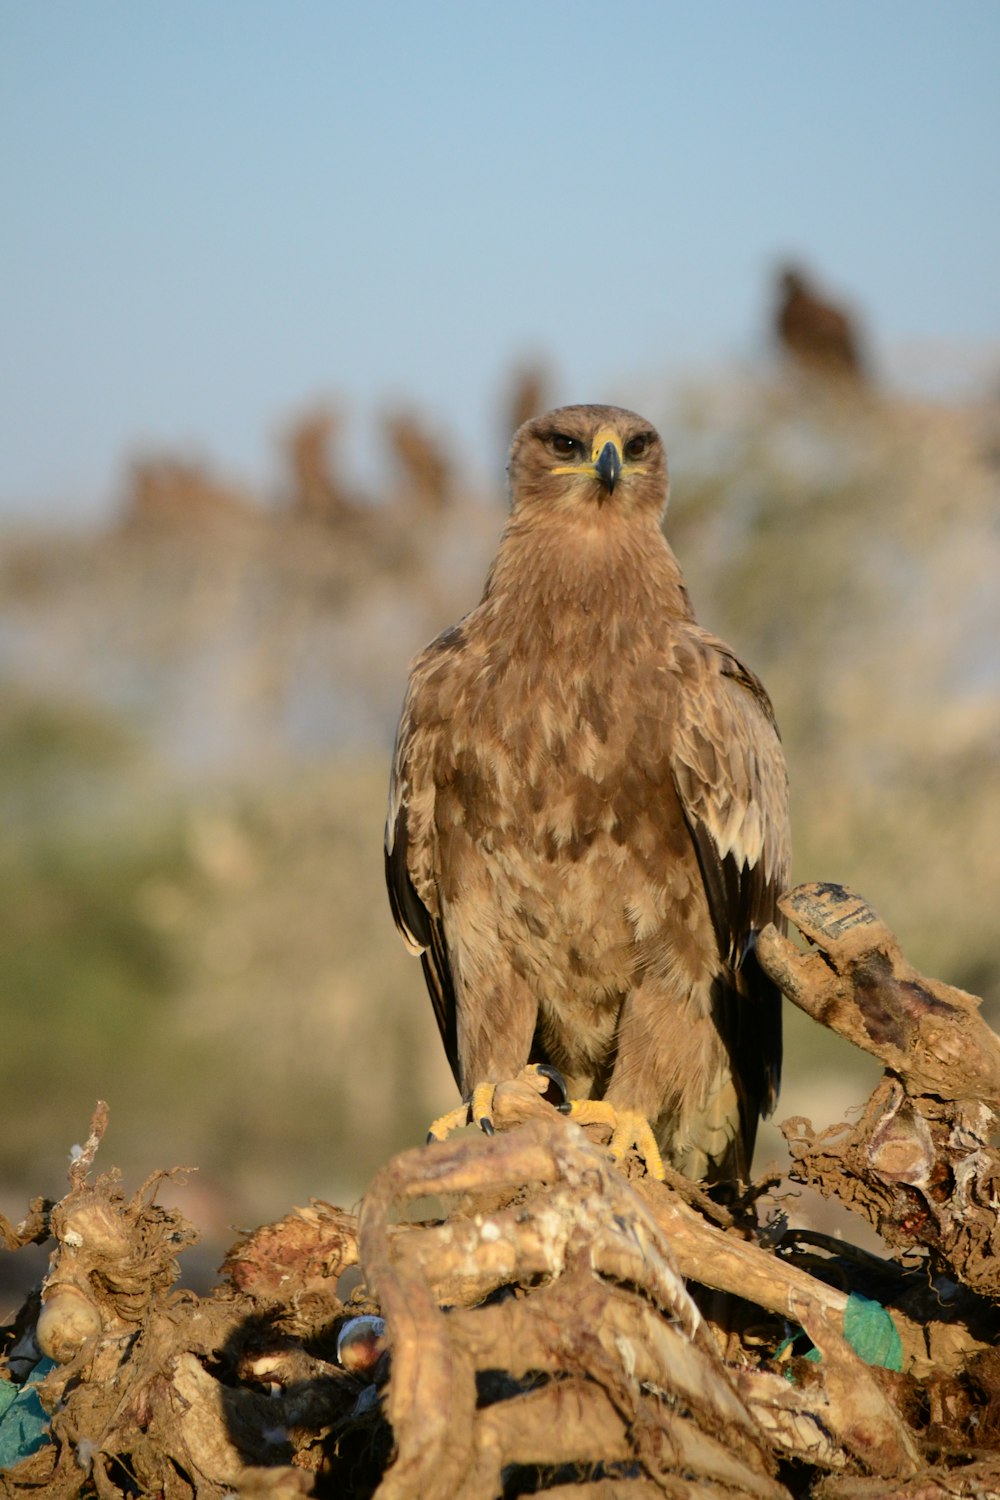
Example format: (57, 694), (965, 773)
(425, 1066), (568, 1144)
(521, 1063), (569, 1108)
(425, 1102), (475, 1143)
(426, 1081), (498, 1143)
(564, 1100), (666, 1181)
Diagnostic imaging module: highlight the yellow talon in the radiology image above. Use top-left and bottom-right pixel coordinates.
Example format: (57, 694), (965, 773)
(469, 1081), (497, 1135)
(426, 1103), (472, 1143)
(566, 1100), (666, 1180)
(426, 1082), (499, 1143)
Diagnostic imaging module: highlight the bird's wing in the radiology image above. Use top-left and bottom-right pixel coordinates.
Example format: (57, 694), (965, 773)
(385, 655), (461, 1083)
(670, 634), (790, 1119)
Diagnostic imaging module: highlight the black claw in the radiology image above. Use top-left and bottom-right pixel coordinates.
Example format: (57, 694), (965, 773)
(425, 1131), (437, 1145)
(477, 1118), (495, 1136)
(557, 1100), (573, 1115)
(534, 1064), (569, 1109)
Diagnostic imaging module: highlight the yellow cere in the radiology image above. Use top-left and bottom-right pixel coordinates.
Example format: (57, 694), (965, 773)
(589, 427), (622, 462)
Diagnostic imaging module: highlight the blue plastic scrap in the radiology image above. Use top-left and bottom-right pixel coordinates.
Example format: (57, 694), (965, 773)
(0, 1358), (57, 1469)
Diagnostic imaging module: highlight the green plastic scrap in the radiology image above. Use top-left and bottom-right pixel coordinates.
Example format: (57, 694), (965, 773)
(842, 1291), (904, 1372)
(0, 1358), (56, 1469)
(777, 1292), (904, 1375)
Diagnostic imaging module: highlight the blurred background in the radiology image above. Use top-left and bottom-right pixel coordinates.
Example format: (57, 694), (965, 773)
(2, 2), (999, 1291)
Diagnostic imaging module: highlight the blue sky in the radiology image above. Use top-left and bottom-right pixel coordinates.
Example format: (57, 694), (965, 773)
(3, 0), (998, 518)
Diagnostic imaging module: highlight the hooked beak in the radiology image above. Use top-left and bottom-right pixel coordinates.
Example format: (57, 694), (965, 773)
(594, 439), (621, 494)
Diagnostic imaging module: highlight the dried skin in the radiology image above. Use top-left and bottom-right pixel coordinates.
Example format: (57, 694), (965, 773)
(223, 1201), (360, 1303)
(5, 887), (1000, 1500)
(0, 1145), (361, 1499)
(357, 1115), (785, 1499)
(759, 883), (1000, 1301)
(757, 883), (1000, 1104)
(0, 1198), (53, 1253)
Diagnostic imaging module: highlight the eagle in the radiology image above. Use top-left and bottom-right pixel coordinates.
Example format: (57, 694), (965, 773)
(775, 265), (865, 382)
(385, 405), (790, 1183)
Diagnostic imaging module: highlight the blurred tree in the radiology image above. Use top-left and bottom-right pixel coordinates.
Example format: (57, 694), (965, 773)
(120, 457), (254, 529)
(282, 406), (361, 524)
(503, 362), (550, 440)
(383, 409), (453, 511)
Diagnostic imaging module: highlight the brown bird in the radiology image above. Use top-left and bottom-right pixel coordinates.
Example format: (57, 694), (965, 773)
(385, 405), (790, 1183)
(775, 265), (865, 382)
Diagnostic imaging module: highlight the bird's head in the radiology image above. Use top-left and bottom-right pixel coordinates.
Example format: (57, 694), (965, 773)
(507, 405), (668, 522)
(778, 265), (809, 298)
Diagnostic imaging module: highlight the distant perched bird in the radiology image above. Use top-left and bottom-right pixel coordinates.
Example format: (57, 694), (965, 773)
(386, 406), (790, 1183)
(775, 265), (865, 382)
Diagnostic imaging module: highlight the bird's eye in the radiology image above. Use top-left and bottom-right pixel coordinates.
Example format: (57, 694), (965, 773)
(624, 433), (652, 461)
(550, 433), (579, 458)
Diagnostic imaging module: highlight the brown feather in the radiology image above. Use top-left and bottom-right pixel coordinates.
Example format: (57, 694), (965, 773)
(385, 405), (790, 1182)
